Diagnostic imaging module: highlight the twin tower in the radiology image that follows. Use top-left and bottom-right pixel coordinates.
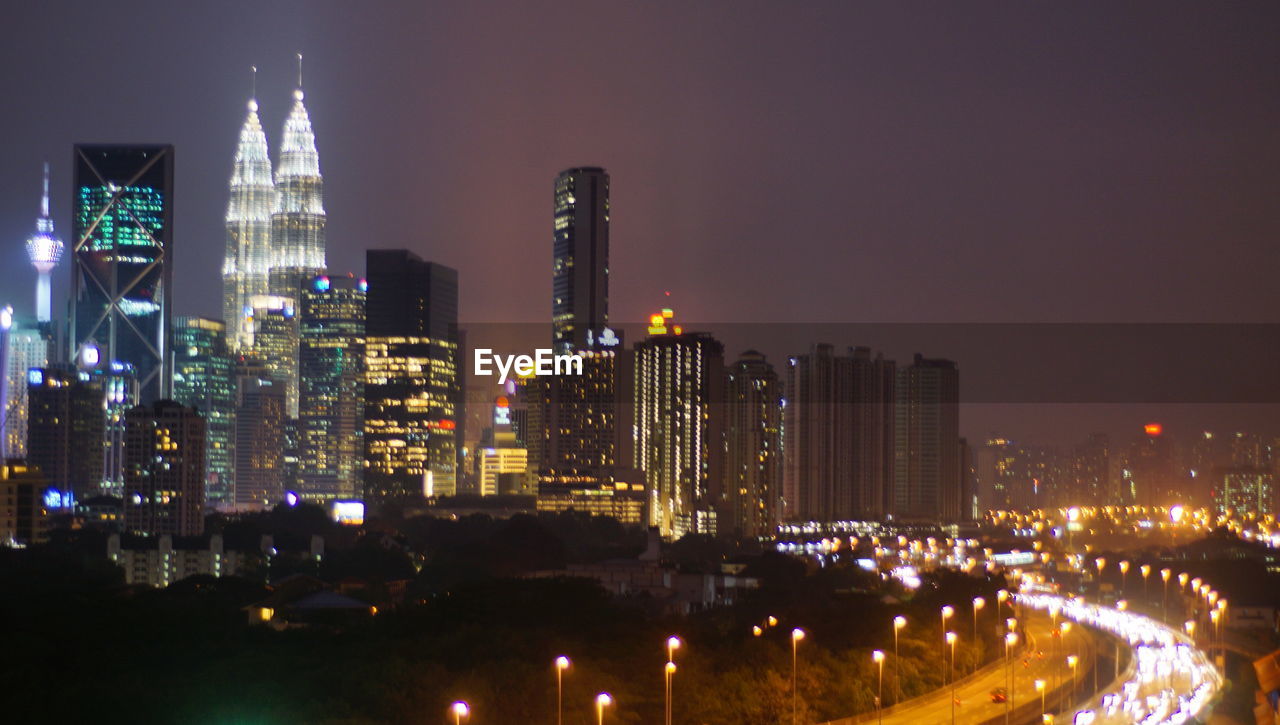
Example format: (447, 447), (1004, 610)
(222, 69), (326, 360)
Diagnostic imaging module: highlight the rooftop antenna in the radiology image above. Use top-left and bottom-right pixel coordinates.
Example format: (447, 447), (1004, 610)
(251, 65), (257, 98)
(40, 162), (49, 218)
(297, 52), (303, 89)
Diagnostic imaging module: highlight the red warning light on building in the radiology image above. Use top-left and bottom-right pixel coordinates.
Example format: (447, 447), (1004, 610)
(1144, 423), (1163, 437)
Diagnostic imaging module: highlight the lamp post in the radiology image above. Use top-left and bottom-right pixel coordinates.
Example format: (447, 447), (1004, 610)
(1119, 560), (1130, 592)
(972, 597), (986, 644)
(1160, 568), (1171, 621)
(450, 701), (469, 725)
(666, 636), (681, 663)
(941, 606), (955, 684)
(595, 693), (612, 725)
(1005, 632), (1018, 725)
(1140, 564), (1151, 600)
(873, 650), (885, 725)
(946, 631), (957, 725)
(665, 661), (676, 725)
(1035, 678), (1046, 719)
(791, 628), (805, 725)
(1066, 654), (1078, 702)
(893, 616), (907, 703)
(555, 656), (570, 725)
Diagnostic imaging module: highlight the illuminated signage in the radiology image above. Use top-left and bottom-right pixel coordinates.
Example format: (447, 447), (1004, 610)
(329, 500), (365, 525)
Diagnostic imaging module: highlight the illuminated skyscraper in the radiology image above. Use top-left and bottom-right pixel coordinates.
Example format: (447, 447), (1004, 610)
(233, 360), (286, 510)
(552, 167), (609, 354)
(248, 296), (299, 417)
(724, 350), (782, 538)
(893, 354), (961, 521)
(633, 309), (724, 538)
(123, 400), (205, 537)
(363, 250), (459, 507)
(172, 317), (236, 508)
(269, 75), (326, 302)
(298, 274), (366, 501)
(26, 365), (106, 503)
(71, 145), (174, 403)
(1, 319), (50, 458)
(223, 89), (275, 353)
(26, 163), (63, 324)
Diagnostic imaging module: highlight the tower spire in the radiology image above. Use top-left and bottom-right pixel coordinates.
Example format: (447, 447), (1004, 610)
(297, 52), (303, 90)
(251, 65), (257, 101)
(40, 162), (49, 219)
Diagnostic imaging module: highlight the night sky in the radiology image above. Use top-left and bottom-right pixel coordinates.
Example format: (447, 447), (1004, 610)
(3, 1), (1280, 444)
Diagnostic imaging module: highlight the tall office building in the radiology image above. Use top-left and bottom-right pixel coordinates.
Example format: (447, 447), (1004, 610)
(99, 361), (140, 499)
(2, 312), (53, 459)
(783, 345), (895, 523)
(724, 350), (782, 538)
(123, 400), (205, 537)
(1071, 433), (1111, 506)
(248, 297), (300, 417)
(233, 361), (286, 510)
(633, 310), (724, 538)
(364, 250), (460, 507)
(479, 397), (528, 496)
(298, 274), (366, 501)
(223, 94), (275, 352)
(269, 84), (326, 302)
(892, 354), (960, 521)
(552, 167), (609, 354)
(26, 365), (105, 502)
(71, 145), (174, 402)
(26, 163), (64, 324)
(172, 317), (236, 508)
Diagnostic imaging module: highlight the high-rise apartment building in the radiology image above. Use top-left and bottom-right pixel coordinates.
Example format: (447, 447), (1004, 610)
(633, 311), (724, 538)
(26, 366), (105, 502)
(233, 361), (287, 510)
(172, 317), (236, 508)
(71, 145), (174, 403)
(298, 274), (366, 502)
(223, 94), (274, 352)
(123, 400), (205, 537)
(0, 460), (49, 546)
(552, 167), (609, 354)
(892, 354), (960, 521)
(1071, 433), (1111, 506)
(363, 250), (460, 507)
(783, 345), (895, 523)
(724, 350), (782, 538)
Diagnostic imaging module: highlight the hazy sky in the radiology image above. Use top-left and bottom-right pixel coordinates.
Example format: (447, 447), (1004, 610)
(2, 1), (1279, 443)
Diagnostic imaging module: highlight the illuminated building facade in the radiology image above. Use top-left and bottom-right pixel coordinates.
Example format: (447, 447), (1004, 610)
(298, 275), (366, 501)
(172, 317), (236, 508)
(233, 360), (286, 509)
(536, 475), (647, 525)
(892, 354), (961, 521)
(784, 345), (895, 523)
(552, 167), (609, 354)
(71, 145), (174, 402)
(479, 397), (528, 496)
(26, 163), (64, 324)
(248, 296), (299, 417)
(0, 461), (49, 546)
(98, 362), (140, 499)
(123, 400), (205, 537)
(223, 96), (275, 353)
(633, 311), (724, 538)
(2, 317), (53, 459)
(363, 251), (460, 506)
(26, 366), (105, 503)
(724, 350), (782, 538)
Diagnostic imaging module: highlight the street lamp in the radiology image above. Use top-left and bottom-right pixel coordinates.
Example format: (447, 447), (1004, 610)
(893, 616), (907, 703)
(666, 636), (682, 663)
(972, 596), (986, 644)
(1034, 678), (1046, 719)
(450, 701), (469, 725)
(665, 661), (677, 725)
(946, 632), (958, 725)
(1119, 560), (1130, 592)
(1005, 632), (1018, 725)
(555, 656), (571, 725)
(873, 650), (886, 725)
(940, 606), (955, 684)
(1161, 568), (1172, 621)
(1140, 564), (1151, 599)
(1066, 654), (1079, 700)
(752, 625), (763, 637)
(595, 693), (612, 725)
(791, 628), (805, 725)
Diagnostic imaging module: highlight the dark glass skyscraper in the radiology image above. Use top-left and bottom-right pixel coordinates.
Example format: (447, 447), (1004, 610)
(299, 274), (366, 502)
(552, 167), (609, 354)
(172, 317), (235, 508)
(71, 145), (174, 402)
(363, 250), (459, 507)
(26, 365), (105, 502)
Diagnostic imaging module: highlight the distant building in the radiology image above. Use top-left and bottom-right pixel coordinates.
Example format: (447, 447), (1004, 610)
(298, 274), (366, 502)
(171, 317), (236, 508)
(71, 144), (174, 402)
(633, 310), (724, 538)
(552, 167), (609, 354)
(783, 345), (895, 523)
(107, 532), (322, 588)
(1071, 433), (1111, 506)
(233, 362), (286, 509)
(0, 460), (49, 546)
(536, 474), (648, 525)
(98, 362), (140, 499)
(724, 350), (782, 538)
(223, 94), (274, 353)
(363, 250), (460, 506)
(478, 397), (528, 496)
(2, 318), (52, 458)
(123, 401), (205, 537)
(248, 296), (299, 418)
(893, 354), (961, 521)
(26, 365), (105, 502)
(1121, 424), (1179, 507)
